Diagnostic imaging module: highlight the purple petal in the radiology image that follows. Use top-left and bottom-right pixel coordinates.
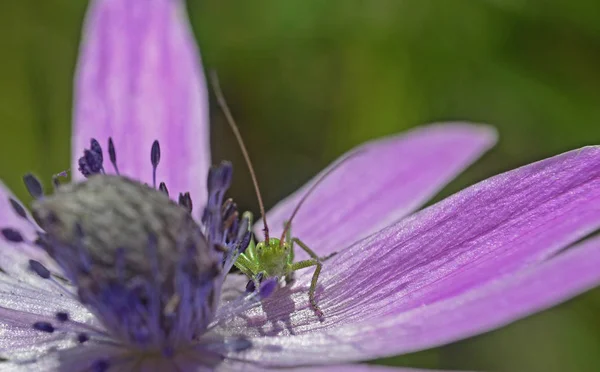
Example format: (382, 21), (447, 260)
(220, 362), (425, 371)
(242, 231), (600, 367)
(219, 274), (250, 305)
(0, 276), (92, 361)
(0, 276), (90, 328)
(222, 146), (600, 365)
(0, 183), (36, 239)
(257, 123), (496, 260)
(73, 0), (210, 206)
(0, 183), (59, 280)
(4, 347), (420, 371)
(282, 367), (432, 372)
(2, 343), (123, 372)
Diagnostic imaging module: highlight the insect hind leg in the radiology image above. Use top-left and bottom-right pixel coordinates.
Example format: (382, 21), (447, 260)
(290, 238), (325, 317)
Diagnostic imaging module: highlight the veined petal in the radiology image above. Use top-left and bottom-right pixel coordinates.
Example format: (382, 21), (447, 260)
(220, 362), (424, 371)
(219, 273), (250, 305)
(239, 231), (600, 366)
(0, 275), (93, 361)
(0, 276), (89, 327)
(258, 123), (496, 260)
(0, 350), (417, 372)
(283, 367), (433, 372)
(223, 146), (600, 365)
(73, 0), (210, 206)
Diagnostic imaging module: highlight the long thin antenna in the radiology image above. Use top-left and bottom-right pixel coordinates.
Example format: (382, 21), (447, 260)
(279, 150), (363, 244)
(209, 71), (270, 243)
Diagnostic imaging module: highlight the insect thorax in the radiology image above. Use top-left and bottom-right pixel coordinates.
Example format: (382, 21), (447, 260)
(254, 238), (290, 277)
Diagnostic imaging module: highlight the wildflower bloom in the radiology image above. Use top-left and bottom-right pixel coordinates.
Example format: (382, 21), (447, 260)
(0, 1), (599, 372)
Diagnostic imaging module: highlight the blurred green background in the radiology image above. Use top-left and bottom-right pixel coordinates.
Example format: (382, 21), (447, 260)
(1, 1), (600, 371)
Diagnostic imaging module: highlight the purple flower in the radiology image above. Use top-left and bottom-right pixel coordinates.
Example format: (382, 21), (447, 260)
(1, 0), (599, 371)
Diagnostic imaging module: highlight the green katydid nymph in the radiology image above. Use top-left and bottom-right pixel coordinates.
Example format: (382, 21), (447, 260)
(210, 72), (346, 318)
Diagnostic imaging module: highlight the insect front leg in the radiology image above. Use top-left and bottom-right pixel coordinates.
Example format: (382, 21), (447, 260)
(283, 220), (296, 284)
(242, 211), (257, 261)
(283, 220), (294, 262)
(290, 237), (325, 317)
(233, 254), (259, 279)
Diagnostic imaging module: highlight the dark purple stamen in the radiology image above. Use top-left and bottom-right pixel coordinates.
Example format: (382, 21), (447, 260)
(77, 333), (90, 343)
(238, 231), (251, 255)
(204, 161), (253, 275)
(29, 259), (51, 279)
(78, 138), (105, 178)
(185, 192), (193, 212)
(23, 173), (43, 199)
(260, 278), (277, 298)
(55, 312), (69, 322)
(221, 199), (235, 218)
(79, 151), (99, 176)
(151, 140), (161, 166)
(1, 228), (24, 243)
(178, 192), (193, 213)
(206, 161), (233, 193)
(77, 157), (90, 177)
(218, 162), (233, 190)
(159, 182), (169, 196)
(151, 140), (161, 188)
(108, 137), (119, 174)
(91, 359), (109, 372)
(245, 272), (264, 293)
(90, 139), (103, 165)
(9, 198), (27, 219)
(33, 321), (55, 333)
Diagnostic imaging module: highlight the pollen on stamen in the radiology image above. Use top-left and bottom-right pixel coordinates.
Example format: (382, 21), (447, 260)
(108, 137), (119, 175)
(23, 173), (44, 199)
(151, 140), (161, 188)
(78, 139), (105, 177)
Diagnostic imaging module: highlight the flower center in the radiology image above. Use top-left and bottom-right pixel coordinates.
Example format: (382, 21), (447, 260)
(1, 138), (259, 368)
(34, 174), (221, 350)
